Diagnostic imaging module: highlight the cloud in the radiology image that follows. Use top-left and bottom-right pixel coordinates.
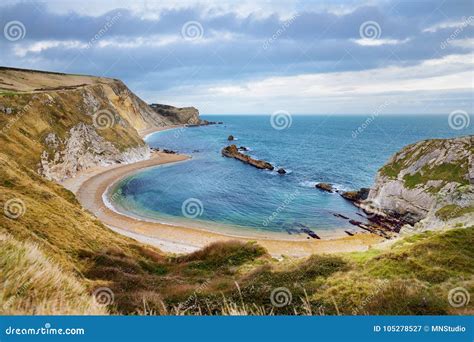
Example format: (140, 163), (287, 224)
(0, 0), (472, 114)
(156, 53), (472, 114)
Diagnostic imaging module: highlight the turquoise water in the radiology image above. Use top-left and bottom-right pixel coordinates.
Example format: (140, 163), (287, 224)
(110, 115), (472, 238)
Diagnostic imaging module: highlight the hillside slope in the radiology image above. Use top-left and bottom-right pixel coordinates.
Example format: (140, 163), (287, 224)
(0, 68), (472, 315)
(0, 67), (200, 181)
(2, 154), (471, 315)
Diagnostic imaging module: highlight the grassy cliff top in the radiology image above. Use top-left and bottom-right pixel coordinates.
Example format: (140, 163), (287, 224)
(0, 66), (117, 93)
(379, 136), (473, 190)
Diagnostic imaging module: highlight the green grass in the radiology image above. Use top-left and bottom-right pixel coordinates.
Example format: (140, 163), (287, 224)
(436, 205), (474, 221)
(0, 90), (21, 96)
(2, 148), (473, 315)
(404, 163), (469, 189)
(379, 138), (470, 190)
(379, 143), (422, 179)
(1, 71), (472, 315)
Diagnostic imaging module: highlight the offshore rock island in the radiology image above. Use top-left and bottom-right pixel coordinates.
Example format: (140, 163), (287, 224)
(222, 144), (275, 170)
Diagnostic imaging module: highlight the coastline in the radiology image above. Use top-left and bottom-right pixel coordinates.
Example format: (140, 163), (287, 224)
(139, 124), (184, 140)
(63, 125), (384, 257)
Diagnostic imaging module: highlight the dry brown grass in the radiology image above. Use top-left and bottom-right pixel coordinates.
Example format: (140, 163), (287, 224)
(1, 70), (472, 315)
(0, 232), (107, 315)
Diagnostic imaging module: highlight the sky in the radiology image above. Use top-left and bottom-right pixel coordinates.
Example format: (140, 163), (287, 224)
(0, 0), (473, 114)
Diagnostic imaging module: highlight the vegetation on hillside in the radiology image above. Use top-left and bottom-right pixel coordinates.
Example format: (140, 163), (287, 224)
(379, 138), (471, 190)
(0, 87), (144, 172)
(1, 150), (472, 315)
(1, 70), (472, 316)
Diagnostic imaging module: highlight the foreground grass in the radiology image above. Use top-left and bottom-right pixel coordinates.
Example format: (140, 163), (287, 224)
(1, 150), (473, 315)
(0, 232), (106, 315)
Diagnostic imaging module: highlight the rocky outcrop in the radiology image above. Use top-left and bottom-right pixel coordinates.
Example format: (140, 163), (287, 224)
(222, 145), (274, 170)
(315, 183), (334, 193)
(361, 136), (473, 233)
(340, 188), (370, 202)
(149, 103), (201, 126)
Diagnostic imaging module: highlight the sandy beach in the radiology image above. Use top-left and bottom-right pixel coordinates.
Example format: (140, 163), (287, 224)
(62, 125), (383, 257)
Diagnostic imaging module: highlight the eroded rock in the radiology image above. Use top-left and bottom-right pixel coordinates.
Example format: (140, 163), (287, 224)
(222, 145), (274, 170)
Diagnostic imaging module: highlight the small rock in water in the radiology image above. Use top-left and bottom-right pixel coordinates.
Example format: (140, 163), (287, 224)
(277, 168), (286, 175)
(227, 135), (234, 141)
(340, 188), (370, 202)
(333, 213), (350, 220)
(315, 183), (334, 193)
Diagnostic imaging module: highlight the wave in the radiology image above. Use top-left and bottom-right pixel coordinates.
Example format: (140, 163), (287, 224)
(299, 181), (317, 188)
(298, 181), (350, 192)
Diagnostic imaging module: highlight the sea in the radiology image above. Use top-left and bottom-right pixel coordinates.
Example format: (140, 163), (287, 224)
(108, 114), (473, 239)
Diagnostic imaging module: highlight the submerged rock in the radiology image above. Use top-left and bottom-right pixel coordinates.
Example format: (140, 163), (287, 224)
(227, 135), (234, 141)
(222, 145), (274, 170)
(277, 168), (287, 175)
(333, 213), (350, 220)
(315, 183), (334, 193)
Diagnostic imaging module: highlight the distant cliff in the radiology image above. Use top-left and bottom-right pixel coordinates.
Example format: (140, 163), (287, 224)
(360, 136), (473, 232)
(0, 67), (201, 181)
(149, 103), (201, 125)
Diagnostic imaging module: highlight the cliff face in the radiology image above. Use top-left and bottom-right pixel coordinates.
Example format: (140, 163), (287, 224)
(39, 123), (151, 181)
(361, 136), (474, 232)
(149, 103), (201, 125)
(0, 68), (198, 181)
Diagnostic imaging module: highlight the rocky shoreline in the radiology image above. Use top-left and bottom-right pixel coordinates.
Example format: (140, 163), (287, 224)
(316, 136), (473, 239)
(313, 181), (410, 238)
